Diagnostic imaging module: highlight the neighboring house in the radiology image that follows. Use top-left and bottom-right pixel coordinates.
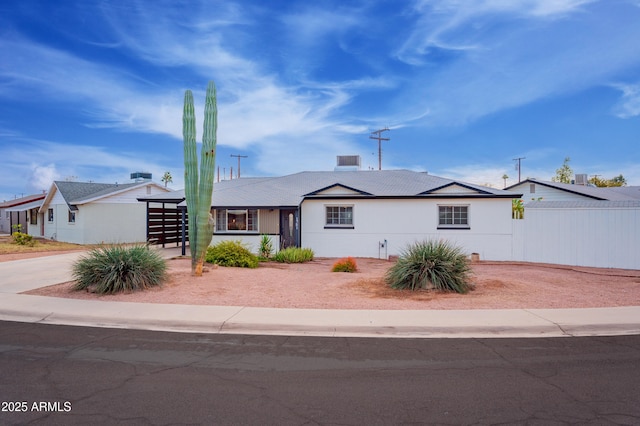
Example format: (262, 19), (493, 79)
(37, 179), (170, 244)
(0, 193), (46, 234)
(140, 168), (522, 260)
(506, 178), (640, 202)
(507, 178), (640, 269)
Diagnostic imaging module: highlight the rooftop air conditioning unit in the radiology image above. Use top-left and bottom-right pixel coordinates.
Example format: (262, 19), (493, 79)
(574, 174), (588, 185)
(131, 172), (152, 182)
(335, 155), (361, 171)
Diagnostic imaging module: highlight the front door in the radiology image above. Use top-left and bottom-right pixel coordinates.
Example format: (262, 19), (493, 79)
(279, 209), (298, 249)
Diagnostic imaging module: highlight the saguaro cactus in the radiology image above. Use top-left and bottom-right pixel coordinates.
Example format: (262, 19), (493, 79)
(183, 81), (217, 276)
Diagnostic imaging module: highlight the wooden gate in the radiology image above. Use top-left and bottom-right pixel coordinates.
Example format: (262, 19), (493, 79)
(146, 202), (187, 247)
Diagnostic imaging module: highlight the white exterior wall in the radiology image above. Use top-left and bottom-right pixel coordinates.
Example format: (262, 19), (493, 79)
(27, 214), (38, 237)
(0, 208), (9, 233)
(512, 206), (639, 269)
(81, 203), (148, 244)
(301, 198), (513, 260)
(42, 190), (79, 242)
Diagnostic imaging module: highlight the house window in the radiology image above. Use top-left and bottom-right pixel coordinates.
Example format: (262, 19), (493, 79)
(530, 183), (535, 193)
(48, 208), (54, 222)
(30, 208), (38, 225)
(215, 209), (258, 232)
(438, 205), (469, 229)
(68, 210), (76, 223)
(325, 205), (353, 228)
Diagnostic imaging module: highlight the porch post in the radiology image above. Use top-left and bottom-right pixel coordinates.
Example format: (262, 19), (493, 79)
(181, 208), (186, 256)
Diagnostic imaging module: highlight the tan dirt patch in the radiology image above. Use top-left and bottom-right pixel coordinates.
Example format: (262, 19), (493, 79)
(22, 256), (640, 310)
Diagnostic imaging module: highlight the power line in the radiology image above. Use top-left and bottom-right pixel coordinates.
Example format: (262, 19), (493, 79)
(369, 127), (390, 170)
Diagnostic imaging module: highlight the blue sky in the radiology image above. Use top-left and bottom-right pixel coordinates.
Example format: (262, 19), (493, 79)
(2, 0), (640, 201)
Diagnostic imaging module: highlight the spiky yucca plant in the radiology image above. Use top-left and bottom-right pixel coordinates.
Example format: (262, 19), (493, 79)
(72, 245), (167, 294)
(385, 239), (472, 293)
(183, 81), (217, 276)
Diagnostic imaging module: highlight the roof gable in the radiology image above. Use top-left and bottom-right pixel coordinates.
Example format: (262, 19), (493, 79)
(421, 182), (492, 196)
(304, 183), (373, 197)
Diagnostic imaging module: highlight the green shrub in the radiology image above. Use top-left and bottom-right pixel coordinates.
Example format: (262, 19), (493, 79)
(273, 247), (314, 263)
(205, 240), (258, 268)
(11, 231), (35, 246)
(259, 234), (273, 259)
(385, 239), (472, 293)
(332, 257), (358, 272)
(72, 245), (167, 294)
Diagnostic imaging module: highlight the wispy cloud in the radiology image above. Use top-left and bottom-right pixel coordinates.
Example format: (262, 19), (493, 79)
(392, 0), (640, 127)
(611, 82), (640, 118)
(0, 136), (174, 191)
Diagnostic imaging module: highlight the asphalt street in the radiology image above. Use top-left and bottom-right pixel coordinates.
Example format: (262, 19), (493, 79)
(2, 321), (640, 425)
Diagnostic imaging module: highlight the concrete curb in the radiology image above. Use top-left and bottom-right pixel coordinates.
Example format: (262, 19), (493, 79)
(1, 294), (639, 338)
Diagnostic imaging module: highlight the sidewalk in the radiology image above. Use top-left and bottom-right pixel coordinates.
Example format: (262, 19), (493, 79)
(1, 250), (639, 338)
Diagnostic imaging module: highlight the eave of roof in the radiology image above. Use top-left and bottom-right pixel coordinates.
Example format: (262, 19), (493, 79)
(0, 193), (46, 208)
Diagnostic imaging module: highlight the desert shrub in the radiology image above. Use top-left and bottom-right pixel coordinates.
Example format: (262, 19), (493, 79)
(273, 247), (314, 263)
(332, 257), (358, 273)
(259, 234), (273, 259)
(385, 239), (472, 293)
(72, 245), (167, 294)
(205, 240), (258, 268)
(11, 231), (35, 246)
(10, 224), (35, 246)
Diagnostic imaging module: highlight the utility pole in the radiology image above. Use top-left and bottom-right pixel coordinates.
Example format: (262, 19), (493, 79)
(230, 154), (248, 178)
(513, 157), (526, 182)
(369, 127), (390, 170)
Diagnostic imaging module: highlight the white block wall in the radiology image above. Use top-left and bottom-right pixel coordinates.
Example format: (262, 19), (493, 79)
(512, 206), (639, 269)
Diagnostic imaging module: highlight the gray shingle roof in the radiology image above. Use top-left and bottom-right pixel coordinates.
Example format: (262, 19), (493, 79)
(607, 186), (640, 200)
(139, 170), (522, 208)
(211, 170), (520, 207)
(506, 179), (639, 201)
(55, 181), (143, 205)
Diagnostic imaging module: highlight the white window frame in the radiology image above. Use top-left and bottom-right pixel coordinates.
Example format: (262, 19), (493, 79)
(68, 210), (76, 223)
(215, 209), (258, 233)
(48, 208), (54, 222)
(325, 205), (354, 229)
(438, 205), (470, 229)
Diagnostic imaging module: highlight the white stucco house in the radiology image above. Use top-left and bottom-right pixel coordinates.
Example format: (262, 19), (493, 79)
(140, 167), (522, 260)
(37, 179), (170, 244)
